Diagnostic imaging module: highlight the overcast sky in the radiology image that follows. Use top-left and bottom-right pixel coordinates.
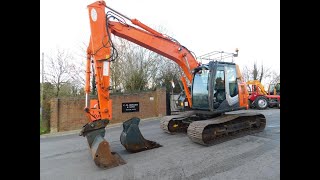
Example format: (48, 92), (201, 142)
(40, 0), (279, 74)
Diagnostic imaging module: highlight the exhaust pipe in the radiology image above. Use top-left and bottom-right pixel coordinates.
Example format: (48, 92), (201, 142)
(80, 119), (126, 168)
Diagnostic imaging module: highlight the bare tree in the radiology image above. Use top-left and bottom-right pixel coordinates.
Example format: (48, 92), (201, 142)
(45, 49), (76, 97)
(153, 58), (182, 93)
(270, 71), (280, 84)
(242, 66), (251, 83)
(109, 38), (126, 92)
(69, 60), (86, 95)
(242, 61), (273, 83)
(74, 42), (96, 95)
(110, 24), (184, 93)
(113, 38), (161, 92)
(122, 45), (151, 92)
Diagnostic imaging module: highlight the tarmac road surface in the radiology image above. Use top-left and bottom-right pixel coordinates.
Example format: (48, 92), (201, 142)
(40, 109), (280, 180)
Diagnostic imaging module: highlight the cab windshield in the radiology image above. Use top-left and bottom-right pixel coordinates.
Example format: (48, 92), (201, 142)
(192, 69), (209, 109)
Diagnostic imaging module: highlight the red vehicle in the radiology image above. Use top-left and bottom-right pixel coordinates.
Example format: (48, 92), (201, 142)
(247, 80), (280, 109)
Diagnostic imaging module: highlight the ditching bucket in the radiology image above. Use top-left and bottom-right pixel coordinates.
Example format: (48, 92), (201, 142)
(80, 120), (126, 169)
(120, 117), (162, 153)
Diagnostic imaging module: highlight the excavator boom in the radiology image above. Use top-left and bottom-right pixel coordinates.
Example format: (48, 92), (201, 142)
(105, 14), (200, 106)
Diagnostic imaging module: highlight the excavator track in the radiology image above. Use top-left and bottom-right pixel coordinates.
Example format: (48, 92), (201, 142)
(187, 113), (266, 145)
(160, 111), (196, 134)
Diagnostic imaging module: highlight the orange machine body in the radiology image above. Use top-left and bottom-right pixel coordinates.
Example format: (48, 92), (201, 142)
(84, 1), (249, 122)
(85, 1), (112, 122)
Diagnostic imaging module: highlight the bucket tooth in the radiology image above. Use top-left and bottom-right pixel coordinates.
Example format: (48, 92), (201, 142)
(120, 117), (162, 153)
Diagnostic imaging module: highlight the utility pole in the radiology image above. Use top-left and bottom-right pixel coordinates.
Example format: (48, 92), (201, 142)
(41, 52), (44, 122)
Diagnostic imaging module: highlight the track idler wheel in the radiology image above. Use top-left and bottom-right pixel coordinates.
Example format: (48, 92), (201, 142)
(80, 120), (126, 169)
(120, 117), (162, 153)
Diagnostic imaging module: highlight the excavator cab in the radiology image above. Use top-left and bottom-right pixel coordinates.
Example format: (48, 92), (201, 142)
(192, 62), (241, 112)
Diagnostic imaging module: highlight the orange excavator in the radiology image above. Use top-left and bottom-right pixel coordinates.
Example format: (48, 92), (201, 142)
(80, 0), (266, 169)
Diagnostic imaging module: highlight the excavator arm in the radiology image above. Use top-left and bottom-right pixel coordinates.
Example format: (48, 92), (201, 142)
(107, 21), (199, 80)
(79, 1), (126, 169)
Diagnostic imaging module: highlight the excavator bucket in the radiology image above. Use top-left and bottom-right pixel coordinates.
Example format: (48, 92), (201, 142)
(120, 117), (162, 153)
(80, 120), (126, 169)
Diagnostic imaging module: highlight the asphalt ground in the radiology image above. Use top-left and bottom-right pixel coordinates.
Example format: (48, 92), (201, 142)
(40, 108), (280, 180)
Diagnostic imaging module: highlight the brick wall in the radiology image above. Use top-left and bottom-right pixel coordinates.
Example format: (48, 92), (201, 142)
(50, 88), (166, 132)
